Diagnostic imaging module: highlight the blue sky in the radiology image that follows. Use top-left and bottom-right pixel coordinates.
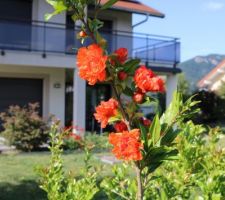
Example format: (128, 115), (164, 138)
(133, 0), (225, 61)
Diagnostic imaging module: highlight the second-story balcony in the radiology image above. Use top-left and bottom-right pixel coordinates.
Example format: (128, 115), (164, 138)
(0, 19), (180, 70)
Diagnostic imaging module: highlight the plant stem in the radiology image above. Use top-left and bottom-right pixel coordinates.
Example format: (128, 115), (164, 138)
(110, 82), (131, 131)
(81, 18), (97, 44)
(80, 12), (130, 129)
(135, 163), (143, 200)
(81, 11), (144, 199)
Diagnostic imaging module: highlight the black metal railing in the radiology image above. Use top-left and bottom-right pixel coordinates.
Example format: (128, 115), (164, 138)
(0, 18), (180, 65)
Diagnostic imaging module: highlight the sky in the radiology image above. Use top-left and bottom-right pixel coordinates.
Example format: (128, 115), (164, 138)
(133, 0), (225, 62)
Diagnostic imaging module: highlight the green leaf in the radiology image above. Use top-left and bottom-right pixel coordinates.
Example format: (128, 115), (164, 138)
(123, 87), (133, 97)
(45, 13), (54, 21)
(149, 147), (178, 163)
(91, 19), (104, 31)
(149, 114), (161, 146)
(160, 92), (182, 128)
(101, 0), (119, 10)
(108, 116), (121, 123)
(46, 0), (67, 11)
(161, 128), (181, 145)
(123, 59), (140, 74)
(45, 0), (67, 21)
(142, 95), (157, 106)
(212, 193), (221, 200)
(139, 123), (148, 146)
(71, 14), (80, 22)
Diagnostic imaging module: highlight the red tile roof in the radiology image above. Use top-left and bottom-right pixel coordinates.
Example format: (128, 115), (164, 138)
(198, 59), (225, 88)
(100, 0), (165, 17)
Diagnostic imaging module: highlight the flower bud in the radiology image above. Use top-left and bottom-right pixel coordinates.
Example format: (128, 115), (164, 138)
(79, 30), (87, 37)
(142, 118), (151, 126)
(118, 71), (128, 80)
(114, 121), (128, 132)
(133, 92), (144, 104)
(99, 38), (107, 47)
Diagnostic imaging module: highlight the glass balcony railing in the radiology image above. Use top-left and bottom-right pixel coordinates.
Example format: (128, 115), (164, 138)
(0, 19), (180, 65)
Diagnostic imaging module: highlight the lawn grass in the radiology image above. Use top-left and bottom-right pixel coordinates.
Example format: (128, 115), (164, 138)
(1, 136), (224, 200)
(0, 151), (112, 200)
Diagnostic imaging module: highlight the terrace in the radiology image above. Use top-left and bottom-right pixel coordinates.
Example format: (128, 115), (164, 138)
(0, 18), (180, 72)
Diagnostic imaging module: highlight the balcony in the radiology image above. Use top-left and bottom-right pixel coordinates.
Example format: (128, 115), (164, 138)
(0, 19), (180, 71)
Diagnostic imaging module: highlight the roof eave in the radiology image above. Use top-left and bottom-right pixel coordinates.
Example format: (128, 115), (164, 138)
(197, 59), (225, 88)
(109, 7), (165, 18)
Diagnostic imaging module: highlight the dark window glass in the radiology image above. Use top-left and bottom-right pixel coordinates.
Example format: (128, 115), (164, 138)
(0, 0), (32, 50)
(0, 0), (32, 21)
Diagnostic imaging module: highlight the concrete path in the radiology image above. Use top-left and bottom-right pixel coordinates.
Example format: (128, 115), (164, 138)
(99, 155), (121, 165)
(0, 137), (15, 153)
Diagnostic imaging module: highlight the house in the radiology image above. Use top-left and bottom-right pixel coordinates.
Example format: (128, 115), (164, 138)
(0, 0), (180, 133)
(198, 59), (225, 91)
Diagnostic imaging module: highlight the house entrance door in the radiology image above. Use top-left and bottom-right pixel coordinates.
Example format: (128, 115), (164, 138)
(86, 84), (111, 133)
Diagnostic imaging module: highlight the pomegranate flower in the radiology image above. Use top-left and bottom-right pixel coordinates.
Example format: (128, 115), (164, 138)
(77, 44), (108, 85)
(94, 98), (119, 128)
(69, 133), (82, 141)
(114, 121), (128, 132)
(109, 129), (143, 161)
(134, 65), (165, 93)
(114, 48), (128, 64)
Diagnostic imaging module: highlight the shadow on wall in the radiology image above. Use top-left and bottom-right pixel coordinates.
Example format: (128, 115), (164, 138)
(0, 180), (46, 200)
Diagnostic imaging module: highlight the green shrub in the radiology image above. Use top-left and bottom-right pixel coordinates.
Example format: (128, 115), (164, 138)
(146, 122), (225, 199)
(37, 123), (99, 200)
(100, 121), (225, 199)
(62, 132), (110, 152)
(0, 103), (51, 151)
(84, 133), (111, 152)
(63, 137), (81, 150)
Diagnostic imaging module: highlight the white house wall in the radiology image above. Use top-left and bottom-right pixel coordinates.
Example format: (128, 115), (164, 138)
(0, 51), (75, 69)
(0, 64), (65, 125)
(32, 0), (65, 23)
(166, 74), (178, 107)
(211, 74), (225, 91)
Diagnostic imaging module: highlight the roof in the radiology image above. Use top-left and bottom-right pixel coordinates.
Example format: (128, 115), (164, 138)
(100, 0), (165, 18)
(197, 59), (225, 88)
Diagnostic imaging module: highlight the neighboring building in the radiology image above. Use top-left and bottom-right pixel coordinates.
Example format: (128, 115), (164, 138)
(198, 59), (225, 91)
(0, 0), (180, 133)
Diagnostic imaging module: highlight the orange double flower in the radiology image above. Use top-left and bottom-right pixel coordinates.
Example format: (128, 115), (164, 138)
(134, 65), (165, 93)
(94, 98), (119, 128)
(109, 129), (143, 161)
(77, 44), (107, 85)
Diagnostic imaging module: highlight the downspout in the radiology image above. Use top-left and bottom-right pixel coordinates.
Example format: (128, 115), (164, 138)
(132, 13), (149, 66)
(132, 13), (149, 29)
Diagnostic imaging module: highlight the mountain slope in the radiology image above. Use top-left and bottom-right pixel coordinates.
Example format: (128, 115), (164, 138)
(178, 54), (225, 91)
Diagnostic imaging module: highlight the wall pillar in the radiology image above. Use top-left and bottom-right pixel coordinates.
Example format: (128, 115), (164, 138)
(166, 74), (178, 107)
(73, 68), (86, 134)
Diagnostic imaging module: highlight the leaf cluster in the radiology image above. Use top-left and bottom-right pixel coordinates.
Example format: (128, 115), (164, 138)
(138, 92), (200, 175)
(37, 123), (99, 200)
(101, 164), (137, 200)
(0, 103), (51, 151)
(146, 122), (225, 199)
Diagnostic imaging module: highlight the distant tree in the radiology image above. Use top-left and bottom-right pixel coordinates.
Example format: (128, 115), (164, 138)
(193, 90), (225, 123)
(177, 73), (191, 98)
